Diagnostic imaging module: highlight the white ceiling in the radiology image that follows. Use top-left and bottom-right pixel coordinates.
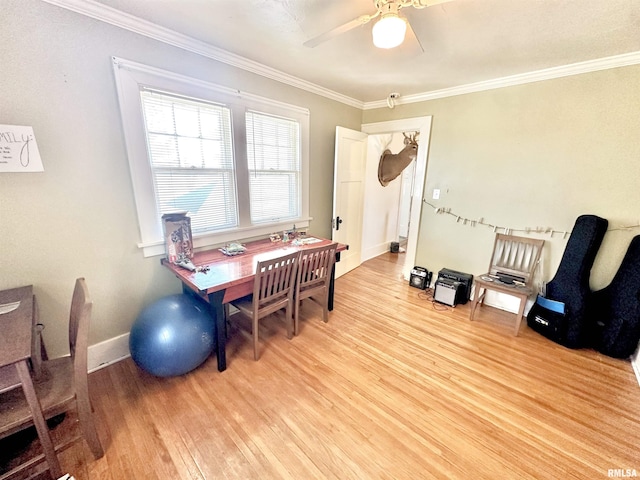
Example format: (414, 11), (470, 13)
(56, 0), (640, 105)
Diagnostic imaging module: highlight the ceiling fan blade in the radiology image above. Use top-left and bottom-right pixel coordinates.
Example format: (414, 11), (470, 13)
(411, 0), (454, 7)
(405, 18), (424, 53)
(304, 14), (373, 48)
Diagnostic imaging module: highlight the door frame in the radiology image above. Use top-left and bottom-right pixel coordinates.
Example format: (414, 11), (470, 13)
(361, 116), (432, 279)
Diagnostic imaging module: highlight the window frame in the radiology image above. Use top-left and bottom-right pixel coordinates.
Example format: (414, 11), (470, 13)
(112, 57), (310, 257)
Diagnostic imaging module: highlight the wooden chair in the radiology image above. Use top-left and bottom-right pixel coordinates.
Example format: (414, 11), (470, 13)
(470, 234), (545, 335)
(294, 243), (338, 335)
(230, 251), (300, 360)
(0, 278), (104, 478)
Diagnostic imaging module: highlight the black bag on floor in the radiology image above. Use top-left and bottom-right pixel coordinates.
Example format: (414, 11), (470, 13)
(527, 214), (608, 347)
(588, 235), (640, 359)
(527, 295), (567, 344)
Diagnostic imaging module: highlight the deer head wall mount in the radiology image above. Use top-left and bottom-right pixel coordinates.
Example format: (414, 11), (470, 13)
(377, 131), (419, 187)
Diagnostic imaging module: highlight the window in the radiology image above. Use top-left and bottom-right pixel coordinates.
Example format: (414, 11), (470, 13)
(112, 57), (310, 257)
(246, 111), (301, 223)
(140, 90), (237, 233)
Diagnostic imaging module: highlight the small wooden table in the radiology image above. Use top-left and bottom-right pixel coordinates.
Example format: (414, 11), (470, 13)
(162, 237), (346, 372)
(0, 286), (62, 479)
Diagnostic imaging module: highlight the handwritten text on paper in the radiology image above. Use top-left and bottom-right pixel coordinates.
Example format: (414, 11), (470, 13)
(0, 125), (44, 172)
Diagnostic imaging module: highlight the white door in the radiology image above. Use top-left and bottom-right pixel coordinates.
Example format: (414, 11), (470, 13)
(332, 126), (368, 278)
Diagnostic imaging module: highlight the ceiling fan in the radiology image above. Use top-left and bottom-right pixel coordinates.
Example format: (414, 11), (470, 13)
(304, 0), (453, 50)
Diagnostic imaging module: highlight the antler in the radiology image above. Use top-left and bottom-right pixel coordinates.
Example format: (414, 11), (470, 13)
(402, 131), (420, 143)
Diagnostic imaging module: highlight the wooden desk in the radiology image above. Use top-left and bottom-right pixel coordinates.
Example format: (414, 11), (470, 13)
(162, 237), (346, 372)
(0, 286), (62, 479)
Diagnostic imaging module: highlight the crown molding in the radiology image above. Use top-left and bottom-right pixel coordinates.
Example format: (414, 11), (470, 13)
(40, 0), (364, 109)
(42, 0), (640, 112)
(363, 50), (640, 110)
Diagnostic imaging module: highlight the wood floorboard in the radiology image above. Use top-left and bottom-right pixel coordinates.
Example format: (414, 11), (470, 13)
(2, 252), (639, 479)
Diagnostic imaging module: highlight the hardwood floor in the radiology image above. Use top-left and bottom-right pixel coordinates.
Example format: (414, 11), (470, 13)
(4, 253), (639, 479)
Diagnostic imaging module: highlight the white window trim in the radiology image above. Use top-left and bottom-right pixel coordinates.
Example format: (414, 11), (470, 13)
(112, 57), (310, 257)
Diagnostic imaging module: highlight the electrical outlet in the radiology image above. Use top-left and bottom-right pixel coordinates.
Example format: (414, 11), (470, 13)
(433, 189), (440, 200)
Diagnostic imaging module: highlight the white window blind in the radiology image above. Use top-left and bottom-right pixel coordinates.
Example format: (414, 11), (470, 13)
(140, 90), (237, 233)
(246, 111), (301, 223)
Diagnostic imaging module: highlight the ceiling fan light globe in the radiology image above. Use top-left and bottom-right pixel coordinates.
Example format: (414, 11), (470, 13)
(372, 15), (407, 49)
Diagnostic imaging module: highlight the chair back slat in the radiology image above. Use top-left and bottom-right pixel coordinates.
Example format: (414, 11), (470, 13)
(69, 278), (92, 401)
(69, 278), (89, 358)
(488, 234), (545, 283)
(297, 244), (337, 291)
(293, 243), (338, 334)
(254, 251), (300, 309)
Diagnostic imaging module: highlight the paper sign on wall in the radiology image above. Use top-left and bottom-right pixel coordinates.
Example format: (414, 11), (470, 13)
(0, 124), (44, 172)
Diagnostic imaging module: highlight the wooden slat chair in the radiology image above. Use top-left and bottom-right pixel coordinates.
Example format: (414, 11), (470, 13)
(294, 243), (338, 335)
(0, 278), (104, 479)
(230, 251), (300, 360)
(470, 234), (545, 335)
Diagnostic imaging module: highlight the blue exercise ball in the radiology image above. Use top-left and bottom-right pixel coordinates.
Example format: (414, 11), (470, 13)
(129, 294), (214, 377)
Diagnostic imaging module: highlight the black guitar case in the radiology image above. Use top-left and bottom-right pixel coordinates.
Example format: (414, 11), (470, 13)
(527, 214), (608, 348)
(588, 235), (640, 359)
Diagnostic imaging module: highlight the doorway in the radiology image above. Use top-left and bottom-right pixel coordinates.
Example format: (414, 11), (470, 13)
(397, 159), (416, 251)
(361, 117), (432, 279)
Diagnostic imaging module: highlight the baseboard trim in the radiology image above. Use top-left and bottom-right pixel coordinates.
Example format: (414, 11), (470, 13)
(88, 333), (131, 373)
(478, 290), (534, 316)
(362, 242), (396, 262)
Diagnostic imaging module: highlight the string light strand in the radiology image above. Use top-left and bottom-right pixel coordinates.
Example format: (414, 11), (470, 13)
(422, 199), (640, 238)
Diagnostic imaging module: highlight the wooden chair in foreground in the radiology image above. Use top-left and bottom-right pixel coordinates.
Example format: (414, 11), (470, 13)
(470, 234), (545, 335)
(294, 243), (338, 335)
(0, 278), (104, 479)
(230, 251), (300, 360)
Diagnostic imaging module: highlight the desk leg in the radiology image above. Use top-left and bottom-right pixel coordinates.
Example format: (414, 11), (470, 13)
(182, 286), (227, 372)
(16, 360), (63, 479)
(207, 290), (227, 372)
